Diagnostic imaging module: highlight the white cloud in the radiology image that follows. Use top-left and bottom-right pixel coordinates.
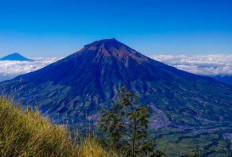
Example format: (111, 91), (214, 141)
(151, 54), (232, 76)
(0, 57), (61, 77)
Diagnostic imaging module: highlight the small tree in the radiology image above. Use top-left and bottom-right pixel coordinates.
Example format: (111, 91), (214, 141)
(99, 87), (163, 157)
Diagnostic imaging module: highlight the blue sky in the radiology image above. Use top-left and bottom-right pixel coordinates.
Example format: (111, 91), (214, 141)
(0, 0), (232, 57)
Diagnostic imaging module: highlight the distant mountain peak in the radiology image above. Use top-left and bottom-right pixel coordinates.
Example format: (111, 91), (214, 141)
(0, 53), (33, 61)
(11, 52), (20, 55)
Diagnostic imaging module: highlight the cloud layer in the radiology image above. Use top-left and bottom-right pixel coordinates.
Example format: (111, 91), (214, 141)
(0, 57), (61, 77)
(0, 54), (232, 82)
(151, 54), (232, 76)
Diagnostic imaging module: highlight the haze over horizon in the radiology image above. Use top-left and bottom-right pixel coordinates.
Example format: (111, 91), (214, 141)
(0, 0), (232, 57)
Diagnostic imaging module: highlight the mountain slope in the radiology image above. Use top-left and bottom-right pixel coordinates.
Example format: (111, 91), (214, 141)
(0, 53), (33, 61)
(213, 75), (232, 86)
(1, 39), (232, 128)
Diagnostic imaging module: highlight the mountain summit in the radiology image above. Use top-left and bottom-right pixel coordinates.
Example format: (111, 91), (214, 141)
(1, 39), (232, 128)
(75, 38), (148, 62)
(0, 53), (33, 61)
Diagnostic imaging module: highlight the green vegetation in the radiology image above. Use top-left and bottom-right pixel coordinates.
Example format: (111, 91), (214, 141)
(150, 128), (232, 156)
(99, 87), (164, 157)
(0, 98), (114, 157)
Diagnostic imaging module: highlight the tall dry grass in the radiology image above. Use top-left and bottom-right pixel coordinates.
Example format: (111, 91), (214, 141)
(0, 98), (115, 157)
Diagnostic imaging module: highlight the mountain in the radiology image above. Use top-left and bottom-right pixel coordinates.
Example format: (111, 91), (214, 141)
(213, 75), (232, 86)
(0, 53), (33, 61)
(1, 39), (232, 156)
(1, 38), (232, 125)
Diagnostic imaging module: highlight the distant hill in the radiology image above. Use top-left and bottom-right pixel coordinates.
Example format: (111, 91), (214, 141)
(1, 39), (232, 156)
(0, 53), (33, 61)
(213, 75), (232, 86)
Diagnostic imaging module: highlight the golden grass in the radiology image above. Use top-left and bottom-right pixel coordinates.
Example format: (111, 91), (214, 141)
(0, 98), (115, 157)
(79, 137), (117, 157)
